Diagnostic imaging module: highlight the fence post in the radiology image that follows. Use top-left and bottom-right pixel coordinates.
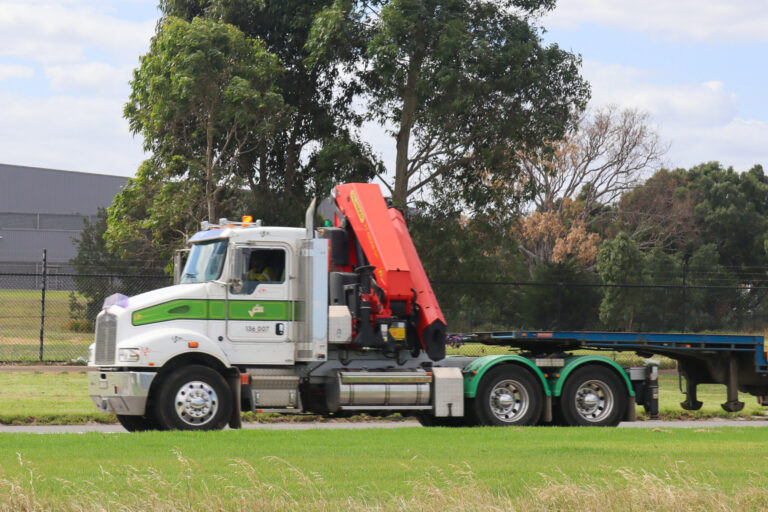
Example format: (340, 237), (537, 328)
(556, 264), (563, 331)
(682, 255), (689, 333)
(39, 249), (47, 361)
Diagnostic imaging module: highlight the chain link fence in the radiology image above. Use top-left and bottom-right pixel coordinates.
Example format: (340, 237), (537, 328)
(0, 272), (171, 362)
(433, 280), (768, 335)
(2, 265), (767, 362)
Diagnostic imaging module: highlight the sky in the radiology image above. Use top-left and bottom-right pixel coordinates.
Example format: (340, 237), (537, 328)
(0, 0), (766, 178)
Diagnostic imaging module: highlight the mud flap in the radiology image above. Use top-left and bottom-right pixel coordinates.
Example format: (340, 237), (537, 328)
(624, 395), (636, 422)
(542, 395), (553, 423)
(228, 373), (242, 429)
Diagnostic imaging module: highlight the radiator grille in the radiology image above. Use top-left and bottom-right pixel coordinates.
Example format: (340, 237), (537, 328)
(94, 313), (117, 365)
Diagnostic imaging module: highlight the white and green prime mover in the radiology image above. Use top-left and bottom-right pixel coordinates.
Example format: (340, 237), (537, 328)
(88, 197), (470, 431)
(89, 187), (663, 431)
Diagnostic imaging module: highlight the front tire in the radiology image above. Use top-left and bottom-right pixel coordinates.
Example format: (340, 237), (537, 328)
(560, 365), (627, 427)
(155, 365), (232, 431)
(472, 365), (543, 426)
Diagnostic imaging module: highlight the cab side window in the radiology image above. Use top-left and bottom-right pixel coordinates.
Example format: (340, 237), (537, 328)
(236, 248), (285, 294)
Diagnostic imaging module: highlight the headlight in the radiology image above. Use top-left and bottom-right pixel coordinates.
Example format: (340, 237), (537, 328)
(118, 348), (141, 362)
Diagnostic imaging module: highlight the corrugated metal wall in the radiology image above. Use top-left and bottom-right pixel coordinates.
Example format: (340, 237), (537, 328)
(0, 163), (128, 269)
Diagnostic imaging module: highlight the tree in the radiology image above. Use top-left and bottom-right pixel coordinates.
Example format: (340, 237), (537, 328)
(408, 202), (528, 331)
(597, 232), (645, 331)
(124, 16), (290, 224)
(70, 209), (167, 326)
(685, 244), (740, 331)
(309, 0), (590, 208)
(161, 0), (381, 224)
(105, 160), (246, 267)
(515, 106), (666, 266)
(519, 261), (602, 330)
(614, 168), (699, 253)
(686, 163), (768, 282)
(618, 162), (768, 284)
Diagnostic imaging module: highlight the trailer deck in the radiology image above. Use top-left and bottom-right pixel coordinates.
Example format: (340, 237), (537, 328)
(454, 330), (768, 412)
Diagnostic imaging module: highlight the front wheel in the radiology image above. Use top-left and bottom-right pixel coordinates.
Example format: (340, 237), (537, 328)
(472, 365), (543, 426)
(560, 365), (627, 427)
(155, 365), (232, 431)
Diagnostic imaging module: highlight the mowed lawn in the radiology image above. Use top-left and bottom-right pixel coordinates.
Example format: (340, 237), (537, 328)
(1, 427), (768, 510)
(0, 370), (765, 424)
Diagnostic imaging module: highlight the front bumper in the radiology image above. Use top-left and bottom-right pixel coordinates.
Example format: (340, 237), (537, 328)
(88, 371), (156, 415)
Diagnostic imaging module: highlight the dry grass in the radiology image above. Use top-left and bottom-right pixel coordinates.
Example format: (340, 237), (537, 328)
(1, 452), (767, 512)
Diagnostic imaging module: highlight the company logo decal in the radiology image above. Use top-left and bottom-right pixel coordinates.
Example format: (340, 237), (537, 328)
(248, 304), (265, 317)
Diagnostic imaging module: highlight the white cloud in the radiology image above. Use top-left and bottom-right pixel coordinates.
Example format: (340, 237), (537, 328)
(581, 61), (768, 171)
(0, 2), (154, 65)
(0, 91), (145, 175)
(545, 0), (768, 42)
(667, 118), (768, 172)
(44, 62), (132, 94)
(0, 1), (156, 175)
(584, 61), (738, 126)
(0, 64), (34, 81)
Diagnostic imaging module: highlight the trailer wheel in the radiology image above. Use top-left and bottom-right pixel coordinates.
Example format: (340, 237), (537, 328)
(155, 365), (232, 431)
(116, 413), (159, 432)
(473, 365), (543, 426)
(560, 365), (627, 427)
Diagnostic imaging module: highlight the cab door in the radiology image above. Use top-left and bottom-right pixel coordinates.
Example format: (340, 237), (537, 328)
(225, 244), (295, 364)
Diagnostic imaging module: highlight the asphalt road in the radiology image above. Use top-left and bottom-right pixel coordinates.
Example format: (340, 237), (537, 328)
(3, 418), (768, 434)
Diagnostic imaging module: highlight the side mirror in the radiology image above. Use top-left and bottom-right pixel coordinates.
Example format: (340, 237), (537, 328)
(229, 277), (243, 294)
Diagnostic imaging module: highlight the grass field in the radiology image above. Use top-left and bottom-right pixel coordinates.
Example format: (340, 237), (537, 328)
(0, 289), (91, 361)
(0, 370), (764, 425)
(1, 427), (767, 510)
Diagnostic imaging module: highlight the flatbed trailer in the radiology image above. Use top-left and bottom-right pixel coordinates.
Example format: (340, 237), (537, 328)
(456, 330), (768, 412)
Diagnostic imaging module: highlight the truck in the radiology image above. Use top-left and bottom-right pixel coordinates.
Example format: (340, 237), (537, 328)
(88, 183), (768, 430)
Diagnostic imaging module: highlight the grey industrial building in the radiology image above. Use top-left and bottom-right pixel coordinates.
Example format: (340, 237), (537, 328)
(0, 163), (129, 274)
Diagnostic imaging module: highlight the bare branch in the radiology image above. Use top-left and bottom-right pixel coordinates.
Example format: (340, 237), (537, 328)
(515, 105), (668, 265)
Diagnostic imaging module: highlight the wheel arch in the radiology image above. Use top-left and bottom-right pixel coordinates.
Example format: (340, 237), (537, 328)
(147, 353), (239, 407)
(552, 356), (634, 398)
(463, 355), (551, 399)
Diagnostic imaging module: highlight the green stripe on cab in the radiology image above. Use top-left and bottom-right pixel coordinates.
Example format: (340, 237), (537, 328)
(132, 299), (295, 326)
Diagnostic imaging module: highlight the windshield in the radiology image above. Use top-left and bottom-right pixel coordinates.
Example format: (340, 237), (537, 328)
(180, 240), (228, 283)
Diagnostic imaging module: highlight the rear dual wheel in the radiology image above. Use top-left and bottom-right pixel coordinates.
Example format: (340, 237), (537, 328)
(559, 365), (627, 427)
(472, 366), (543, 426)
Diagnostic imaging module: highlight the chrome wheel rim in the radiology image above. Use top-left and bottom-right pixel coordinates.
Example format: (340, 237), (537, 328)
(489, 379), (529, 423)
(574, 379), (614, 422)
(174, 380), (218, 426)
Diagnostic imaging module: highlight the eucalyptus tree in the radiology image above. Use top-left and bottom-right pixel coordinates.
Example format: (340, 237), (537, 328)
(308, 0), (590, 208)
(109, 16), (288, 263)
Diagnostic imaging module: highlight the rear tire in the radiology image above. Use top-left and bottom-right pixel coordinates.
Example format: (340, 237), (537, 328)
(472, 365), (543, 426)
(560, 365), (627, 427)
(155, 365), (232, 431)
(116, 413), (159, 432)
